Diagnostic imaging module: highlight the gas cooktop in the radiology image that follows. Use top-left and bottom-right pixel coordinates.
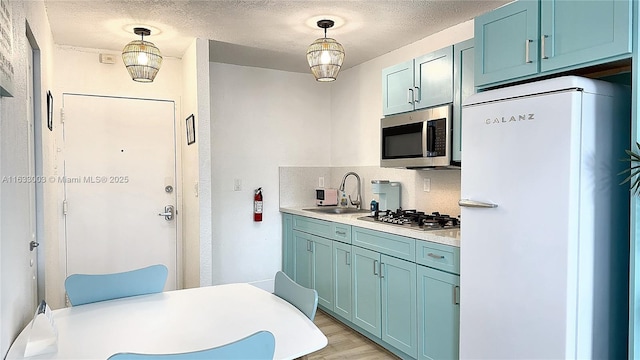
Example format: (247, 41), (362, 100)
(358, 209), (459, 231)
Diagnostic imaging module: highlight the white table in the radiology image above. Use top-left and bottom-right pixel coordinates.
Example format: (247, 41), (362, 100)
(6, 283), (328, 359)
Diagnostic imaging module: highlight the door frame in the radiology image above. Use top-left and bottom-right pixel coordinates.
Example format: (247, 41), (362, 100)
(26, 22), (44, 304)
(57, 93), (183, 292)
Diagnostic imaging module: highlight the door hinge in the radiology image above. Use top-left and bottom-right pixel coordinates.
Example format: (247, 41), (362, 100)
(62, 200), (68, 215)
(60, 108), (64, 123)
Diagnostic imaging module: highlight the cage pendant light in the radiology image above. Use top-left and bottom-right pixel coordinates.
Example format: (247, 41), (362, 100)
(122, 27), (163, 82)
(306, 19), (345, 82)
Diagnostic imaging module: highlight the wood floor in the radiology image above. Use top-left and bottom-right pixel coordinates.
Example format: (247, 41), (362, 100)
(306, 310), (400, 359)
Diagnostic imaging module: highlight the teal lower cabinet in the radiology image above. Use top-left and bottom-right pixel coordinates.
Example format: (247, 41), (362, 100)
(281, 214), (459, 359)
(352, 246), (418, 358)
(381, 255), (418, 358)
(293, 230), (313, 289)
(418, 265), (460, 360)
(282, 214), (294, 278)
(352, 246), (382, 336)
(293, 230), (334, 310)
(333, 241), (353, 320)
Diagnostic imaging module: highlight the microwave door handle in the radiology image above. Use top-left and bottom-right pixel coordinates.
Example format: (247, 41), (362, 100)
(426, 124), (435, 156)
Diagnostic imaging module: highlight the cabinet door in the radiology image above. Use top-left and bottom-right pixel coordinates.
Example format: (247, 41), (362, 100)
(452, 39), (474, 164)
(540, 0), (631, 72)
(382, 60), (415, 116)
(474, 0), (539, 86)
(418, 265), (460, 360)
(333, 241), (352, 320)
(293, 230), (313, 289)
(352, 246), (382, 337)
(313, 236), (334, 310)
(282, 214), (294, 278)
(381, 255), (418, 358)
(414, 46), (453, 110)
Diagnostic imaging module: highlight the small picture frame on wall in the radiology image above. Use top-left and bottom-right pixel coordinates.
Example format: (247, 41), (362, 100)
(46, 91), (53, 131)
(186, 114), (195, 145)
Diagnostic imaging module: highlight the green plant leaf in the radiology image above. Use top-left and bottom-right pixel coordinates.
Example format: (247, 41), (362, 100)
(620, 144), (640, 194)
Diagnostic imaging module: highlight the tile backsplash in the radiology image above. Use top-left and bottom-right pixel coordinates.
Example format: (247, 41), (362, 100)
(279, 166), (461, 216)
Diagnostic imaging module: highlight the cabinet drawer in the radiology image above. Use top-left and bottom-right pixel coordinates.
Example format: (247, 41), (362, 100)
(416, 241), (460, 275)
(292, 215), (333, 238)
(352, 227), (415, 262)
(332, 223), (352, 244)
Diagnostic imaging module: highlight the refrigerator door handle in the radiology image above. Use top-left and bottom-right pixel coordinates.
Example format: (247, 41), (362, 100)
(458, 199), (498, 208)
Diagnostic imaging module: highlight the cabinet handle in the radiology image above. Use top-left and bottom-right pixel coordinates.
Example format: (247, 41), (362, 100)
(380, 262), (385, 279)
(453, 285), (460, 305)
(335, 230), (346, 236)
(373, 260), (379, 275)
(407, 88), (414, 104)
(525, 39), (533, 63)
(541, 35), (548, 59)
(346, 252), (350, 266)
(413, 86), (420, 103)
(427, 253), (445, 259)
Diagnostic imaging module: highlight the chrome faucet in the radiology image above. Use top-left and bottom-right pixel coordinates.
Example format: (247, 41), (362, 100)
(339, 172), (362, 209)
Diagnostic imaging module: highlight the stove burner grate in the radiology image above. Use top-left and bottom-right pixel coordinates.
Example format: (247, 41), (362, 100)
(365, 209), (459, 230)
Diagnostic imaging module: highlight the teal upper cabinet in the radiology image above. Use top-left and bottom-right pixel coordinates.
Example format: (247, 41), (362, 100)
(475, 0), (632, 87)
(382, 46), (453, 116)
(414, 47), (454, 111)
(382, 60), (415, 115)
(474, 1), (539, 86)
(539, 0), (631, 72)
(452, 39), (474, 165)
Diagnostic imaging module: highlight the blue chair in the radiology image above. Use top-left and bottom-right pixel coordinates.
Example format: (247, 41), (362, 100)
(64, 264), (168, 306)
(273, 271), (318, 320)
(107, 331), (275, 360)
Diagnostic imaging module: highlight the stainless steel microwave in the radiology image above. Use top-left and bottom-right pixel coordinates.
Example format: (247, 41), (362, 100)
(380, 104), (452, 168)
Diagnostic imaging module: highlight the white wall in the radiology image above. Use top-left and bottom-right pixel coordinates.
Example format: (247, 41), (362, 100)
(0, 1), (56, 357)
(181, 38), (212, 288)
(48, 46), (185, 308)
(209, 62), (331, 289)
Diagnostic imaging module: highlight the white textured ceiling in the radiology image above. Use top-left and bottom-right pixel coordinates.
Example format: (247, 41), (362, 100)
(43, 0), (511, 73)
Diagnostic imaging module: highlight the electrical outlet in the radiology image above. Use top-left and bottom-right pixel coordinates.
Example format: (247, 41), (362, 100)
(423, 178), (431, 192)
(319, 177), (325, 188)
(233, 179), (241, 191)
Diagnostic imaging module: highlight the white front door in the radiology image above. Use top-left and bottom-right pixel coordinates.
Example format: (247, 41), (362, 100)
(62, 94), (178, 290)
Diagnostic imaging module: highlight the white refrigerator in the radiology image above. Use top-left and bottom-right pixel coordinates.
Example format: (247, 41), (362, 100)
(459, 76), (630, 359)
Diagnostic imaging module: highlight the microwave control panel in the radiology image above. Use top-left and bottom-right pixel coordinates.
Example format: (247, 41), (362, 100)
(427, 118), (447, 157)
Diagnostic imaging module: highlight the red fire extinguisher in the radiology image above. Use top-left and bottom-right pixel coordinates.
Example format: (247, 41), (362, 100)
(254, 187), (263, 222)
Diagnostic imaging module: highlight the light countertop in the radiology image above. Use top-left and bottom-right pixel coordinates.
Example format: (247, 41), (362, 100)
(280, 206), (460, 248)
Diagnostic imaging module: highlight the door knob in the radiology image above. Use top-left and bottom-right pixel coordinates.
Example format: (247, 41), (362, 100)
(158, 205), (174, 221)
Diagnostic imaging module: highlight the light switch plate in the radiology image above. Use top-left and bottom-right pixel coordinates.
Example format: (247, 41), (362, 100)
(319, 177), (325, 188)
(423, 178), (431, 192)
(233, 179), (241, 191)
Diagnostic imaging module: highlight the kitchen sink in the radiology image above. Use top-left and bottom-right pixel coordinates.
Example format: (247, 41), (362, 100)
(303, 207), (371, 215)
